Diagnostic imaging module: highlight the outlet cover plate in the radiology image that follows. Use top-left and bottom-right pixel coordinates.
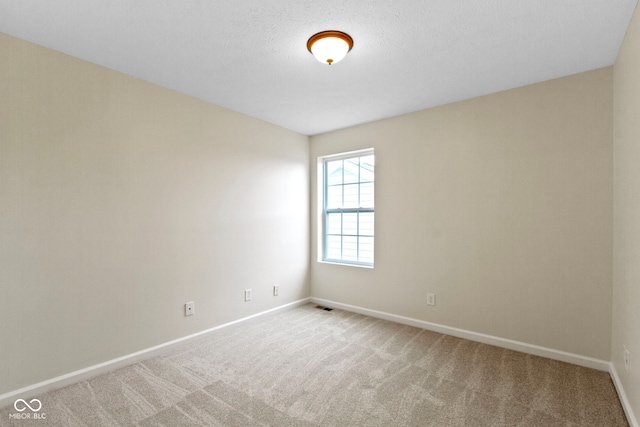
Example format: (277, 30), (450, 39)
(624, 346), (630, 372)
(427, 293), (436, 306)
(185, 301), (194, 316)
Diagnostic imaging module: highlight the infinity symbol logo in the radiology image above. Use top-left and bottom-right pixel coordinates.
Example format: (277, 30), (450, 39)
(13, 398), (42, 412)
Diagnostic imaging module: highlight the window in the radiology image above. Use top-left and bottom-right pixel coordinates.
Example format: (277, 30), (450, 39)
(321, 149), (374, 267)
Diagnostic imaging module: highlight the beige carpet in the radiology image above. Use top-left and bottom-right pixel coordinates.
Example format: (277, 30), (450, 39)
(0, 303), (629, 426)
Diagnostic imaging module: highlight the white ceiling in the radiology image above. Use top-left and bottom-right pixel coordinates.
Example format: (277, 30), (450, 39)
(1, 0), (637, 135)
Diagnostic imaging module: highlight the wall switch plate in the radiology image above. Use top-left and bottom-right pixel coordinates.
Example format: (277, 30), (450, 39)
(273, 285), (279, 296)
(244, 289), (252, 302)
(624, 345), (630, 373)
(185, 301), (194, 316)
(427, 293), (436, 306)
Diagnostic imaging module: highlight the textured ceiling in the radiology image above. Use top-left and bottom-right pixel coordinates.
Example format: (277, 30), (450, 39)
(1, 0), (637, 135)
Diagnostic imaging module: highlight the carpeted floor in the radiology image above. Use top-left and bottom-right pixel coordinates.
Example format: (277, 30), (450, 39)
(0, 303), (629, 426)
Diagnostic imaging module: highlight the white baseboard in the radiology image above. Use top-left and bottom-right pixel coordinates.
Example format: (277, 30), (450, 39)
(310, 297), (610, 371)
(610, 363), (639, 427)
(0, 298), (311, 409)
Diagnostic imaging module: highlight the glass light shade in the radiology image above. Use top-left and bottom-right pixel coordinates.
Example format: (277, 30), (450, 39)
(307, 31), (353, 65)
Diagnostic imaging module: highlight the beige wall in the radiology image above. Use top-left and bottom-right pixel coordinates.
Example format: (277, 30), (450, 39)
(2, 22), (630, 409)
(0, 33), (310, 394)
(613, 1), (640, 421)
(311, 68), (613, 360)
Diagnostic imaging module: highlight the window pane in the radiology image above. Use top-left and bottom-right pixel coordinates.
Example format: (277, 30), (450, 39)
(359, 212), (374, 236)
(343, 184), (359, 208)
(359, 237), (374, 263)
(360, 155), (374, 182)
(327, 213), (342, 234)
(327, 160), (343, 186)
(327, 185), (343, 208)
(343, 158), (360, 184)
(342, 213), (358, 235)
(360, 182), (374, 208)
(326, 235), (342, 259)
(360, 155), (374, 166)
(342, 236), (358, 261)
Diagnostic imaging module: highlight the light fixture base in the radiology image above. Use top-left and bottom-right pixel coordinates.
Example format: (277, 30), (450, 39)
(307, 30), (354, 65)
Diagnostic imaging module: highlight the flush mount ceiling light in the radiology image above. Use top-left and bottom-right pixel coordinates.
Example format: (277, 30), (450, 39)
(307, 30), (354, 65)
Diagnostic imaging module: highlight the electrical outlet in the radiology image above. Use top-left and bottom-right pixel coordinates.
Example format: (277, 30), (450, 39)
(427, 293), (436, 306)
(624, 345), (630, 373)
(244, 289), (252, 302)
(185, 301), (194, 316)
(273, 285), (279, 296)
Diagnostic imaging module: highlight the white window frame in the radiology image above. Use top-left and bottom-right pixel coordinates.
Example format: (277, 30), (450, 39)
(318, 148), (374, 267)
